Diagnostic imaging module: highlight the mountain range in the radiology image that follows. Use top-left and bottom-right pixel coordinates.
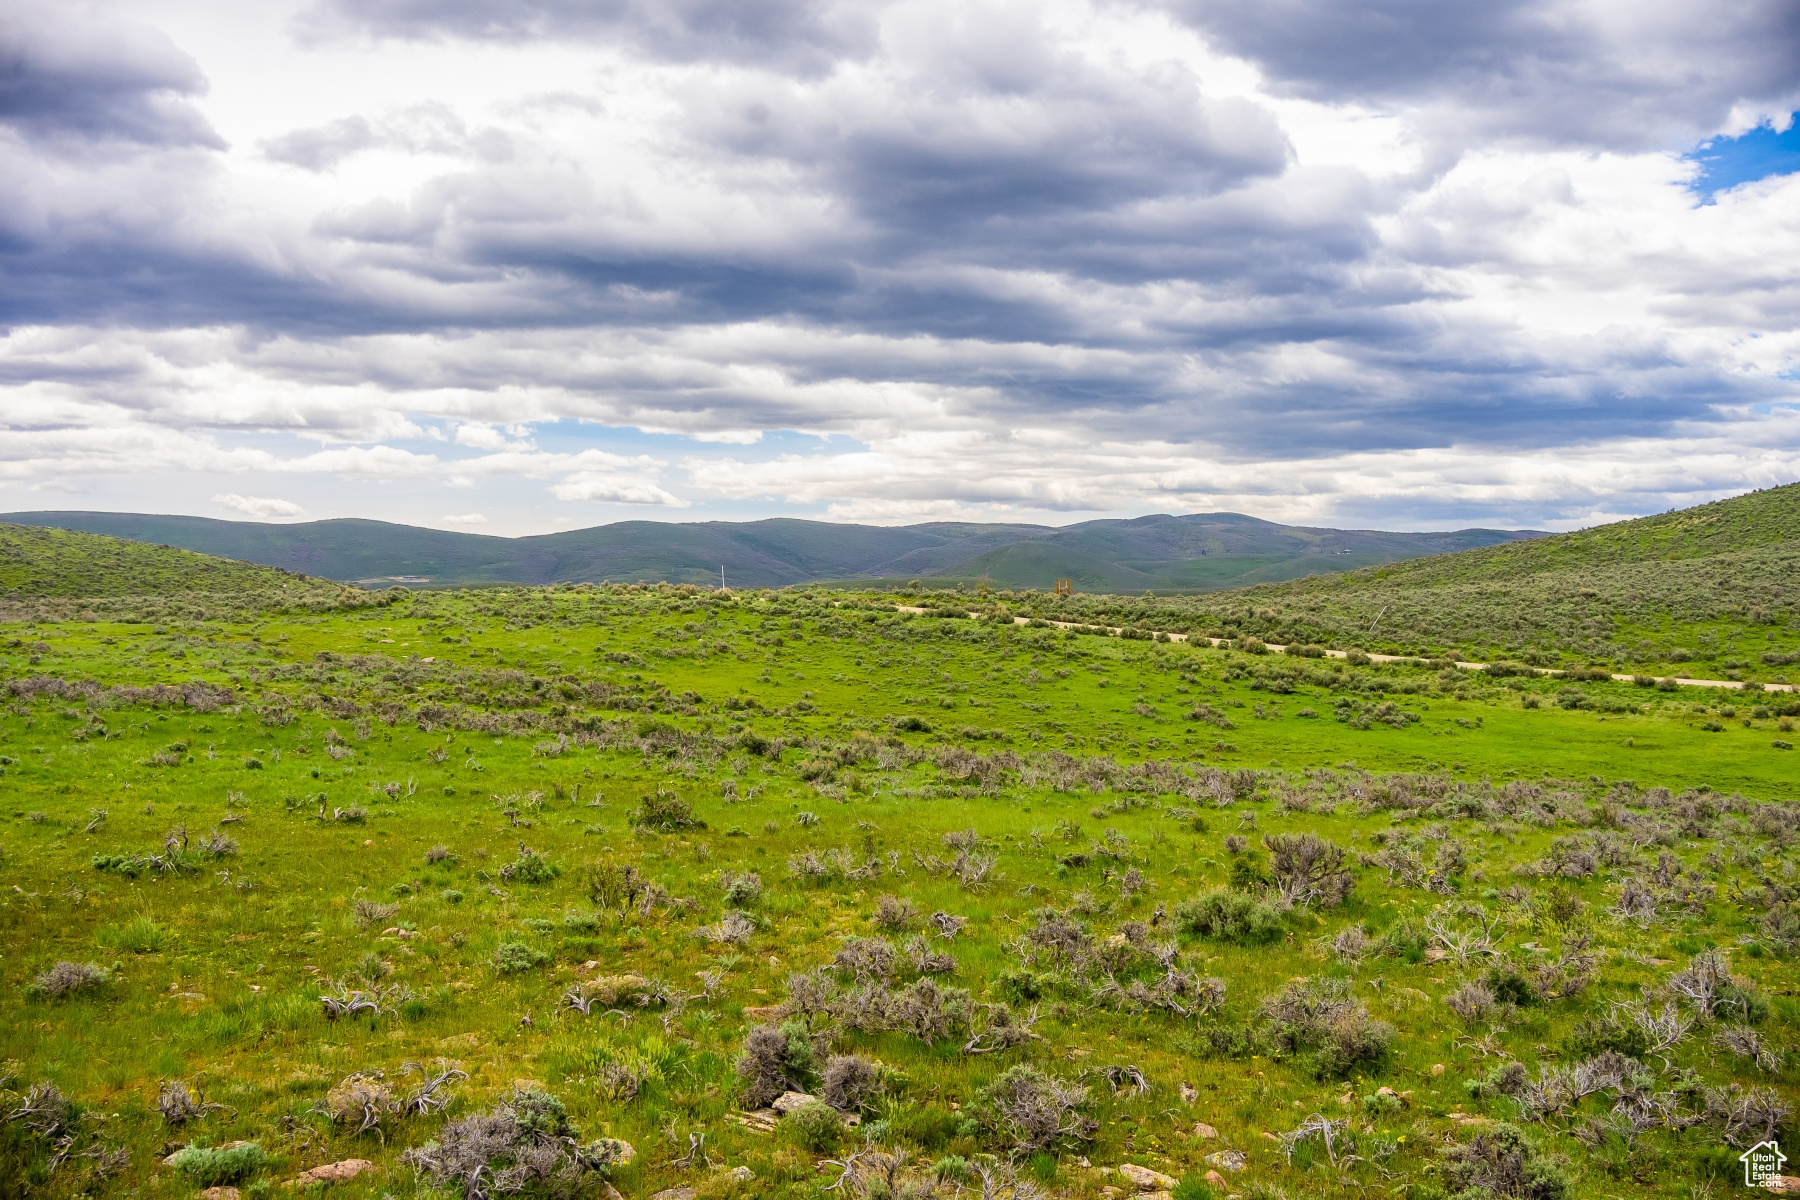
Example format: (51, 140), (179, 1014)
(0, 510), (1545, 592)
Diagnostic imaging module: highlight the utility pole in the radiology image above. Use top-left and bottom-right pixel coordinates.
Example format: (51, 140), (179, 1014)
(720, 565), (726, 590)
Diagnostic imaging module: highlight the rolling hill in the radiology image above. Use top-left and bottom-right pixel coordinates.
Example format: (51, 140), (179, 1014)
(1316, 483), (1800, 587)
(0, 510), (1542, 591)
(0, 522), (351, 602)
(1030, 483), (1800, 676)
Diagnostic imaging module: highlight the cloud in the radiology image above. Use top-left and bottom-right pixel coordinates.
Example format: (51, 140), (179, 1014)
(32, 477), (90, 494)
(551, 471), (686, 505)
(260, 103), (496, 171)
(440, 511), (487, 524)
(0, 9), (225, 149)
(260, 116), (379, 172)
(453, 422), (522, 450)
(1164, 0), (1800, 152)
(213, 493), (307, 517)
(296, 0), (879, 73)
(685, 409), (1800, 530)
(683, 29), (1292, 239)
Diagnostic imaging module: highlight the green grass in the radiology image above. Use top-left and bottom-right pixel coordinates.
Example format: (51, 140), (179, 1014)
(0, 581), (1794, 1199)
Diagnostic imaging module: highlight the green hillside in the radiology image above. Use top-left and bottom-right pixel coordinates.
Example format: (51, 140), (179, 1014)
(0, 510), (1539, 591)
(0, 522), (352, 603)
(1341, 483), (1800, 586)
(1010, 482), (1800, 682)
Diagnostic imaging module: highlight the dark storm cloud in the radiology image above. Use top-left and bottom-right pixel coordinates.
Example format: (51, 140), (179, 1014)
(701, 82), (1290, 239)
(1164, 0), (1800, 149)
(0, 10), (224, 149)
(297, 0), (877, 73)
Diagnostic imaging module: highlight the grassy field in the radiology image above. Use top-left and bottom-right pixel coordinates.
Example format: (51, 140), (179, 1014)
(0, 575), (1796, 1200)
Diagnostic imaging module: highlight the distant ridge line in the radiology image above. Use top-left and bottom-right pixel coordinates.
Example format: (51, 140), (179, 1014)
(0, 510), (1546, 593)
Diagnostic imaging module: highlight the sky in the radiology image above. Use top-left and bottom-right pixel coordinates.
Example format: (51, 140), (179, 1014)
(3, 0), (1800, 537)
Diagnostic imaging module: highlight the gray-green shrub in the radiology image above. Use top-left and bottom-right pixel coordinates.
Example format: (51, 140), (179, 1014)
(168, 1142), (271, 1186)
(26, 961), (107, 999)
(1174, 889), (1285, 944)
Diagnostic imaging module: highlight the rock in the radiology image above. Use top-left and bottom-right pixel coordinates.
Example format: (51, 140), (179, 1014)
(1192, 1122), (1218, 1140)
(1180, 1082), (1197, 1103)
(1205, 1171), (1227, 1189)
(1119, 1164), (1177, 1191)
(1142, 1192), (1173, 1200)
(1205, 1150), (1248, 1173)
(720, 1166), (755, 1183)
(197, 1188), (240, 1200)
(294, 1159), (376, 1186)
(1765, 1178), (1800, 1195)
(1430, 1063), (1446, 1077)
(772, 1091), (819, 1115)
(1100, 1187), (1125, 1199)
(650, 1189), (698, 1200)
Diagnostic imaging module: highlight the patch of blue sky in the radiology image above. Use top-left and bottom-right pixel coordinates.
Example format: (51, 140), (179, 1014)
(518, 419), (863, 463)
(1686, 114), (1800, 202)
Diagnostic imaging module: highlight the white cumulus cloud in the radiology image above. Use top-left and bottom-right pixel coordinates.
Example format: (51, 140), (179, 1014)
(552, 472), (687, 506)
(212, 493), (306, 518)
